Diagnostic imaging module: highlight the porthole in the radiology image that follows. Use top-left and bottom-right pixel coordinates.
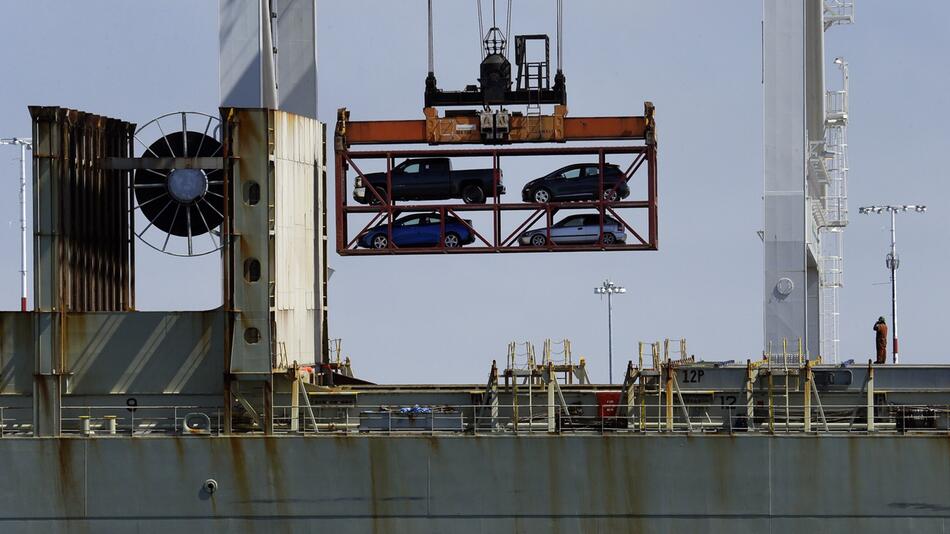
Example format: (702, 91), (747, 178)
(244, 182), (260, 206)
(244, 327), (261, 344)
(243, 258), (261, 282)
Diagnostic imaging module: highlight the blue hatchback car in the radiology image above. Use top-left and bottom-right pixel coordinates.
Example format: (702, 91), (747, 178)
(358, 213), (475, 249)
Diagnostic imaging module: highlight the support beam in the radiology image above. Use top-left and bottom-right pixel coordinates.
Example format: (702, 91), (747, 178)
(763, 0), (824, 359)
(546, 363), (556, 433)
(745, 360), (756, 432)
(337, 102), (655, 146)
(291, 372), (300, 432)
(867, 360), (875, 432)
(803, 360), (812, 432)
(102, 157), (224, 170)
(665, 362), (673, 432)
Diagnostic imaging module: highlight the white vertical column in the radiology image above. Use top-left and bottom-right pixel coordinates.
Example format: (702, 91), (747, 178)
(274, 0), (318, 119)
(763, 0), (807, 354)
(219, 0), (318, 119)
(20, 142), (28, 312)
(763, 0), (824, 359)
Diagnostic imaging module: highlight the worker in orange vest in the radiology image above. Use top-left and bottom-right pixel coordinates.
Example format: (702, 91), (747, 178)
(873, 317), (888, 364)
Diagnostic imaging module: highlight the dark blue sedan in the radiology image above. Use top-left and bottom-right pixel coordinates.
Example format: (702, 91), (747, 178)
(358, 213), (475, 249)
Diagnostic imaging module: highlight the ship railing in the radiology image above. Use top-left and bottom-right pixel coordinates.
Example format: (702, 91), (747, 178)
(267, 403), (950, 436)
(0, 406), (34, 437)
(2, 401), (946, 437)
(59, 405), (223, 436)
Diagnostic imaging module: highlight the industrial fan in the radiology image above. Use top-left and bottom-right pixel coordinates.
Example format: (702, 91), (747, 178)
(132, 112), (224, 257)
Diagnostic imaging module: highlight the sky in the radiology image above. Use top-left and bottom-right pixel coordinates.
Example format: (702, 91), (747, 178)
(0, 1), (948, 384)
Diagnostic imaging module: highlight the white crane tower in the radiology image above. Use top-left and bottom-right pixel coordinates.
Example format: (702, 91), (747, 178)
(762, 0), (853, 362)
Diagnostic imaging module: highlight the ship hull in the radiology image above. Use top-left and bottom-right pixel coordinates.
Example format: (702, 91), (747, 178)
(1, 434), (947, 533)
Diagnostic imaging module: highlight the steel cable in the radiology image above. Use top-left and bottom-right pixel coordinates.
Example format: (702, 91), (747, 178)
(505, 0), (513, 57)
(556, 0), (563, 71)
(427, 0), (434, 72)
(476, 0), (485, 59)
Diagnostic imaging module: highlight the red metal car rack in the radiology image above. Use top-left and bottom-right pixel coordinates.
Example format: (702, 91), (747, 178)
(334, 104), (658, 255)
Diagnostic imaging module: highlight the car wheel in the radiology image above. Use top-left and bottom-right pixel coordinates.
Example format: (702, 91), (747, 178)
(530, 234), (547, 246)
(533, 188), (552, 203)
(368, 187), (388, 206)
(444, 232), (461, 248)
(462, 184), (486, 204)
(602, 232), (617, 245)
(603, 188), (619, 202)
(371, 234), (389, 249)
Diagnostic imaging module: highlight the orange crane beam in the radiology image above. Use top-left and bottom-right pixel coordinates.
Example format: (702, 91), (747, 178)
(336, 102), (656, 146)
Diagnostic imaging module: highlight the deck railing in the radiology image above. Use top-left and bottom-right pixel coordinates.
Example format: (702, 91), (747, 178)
(0, 402), (946, 437)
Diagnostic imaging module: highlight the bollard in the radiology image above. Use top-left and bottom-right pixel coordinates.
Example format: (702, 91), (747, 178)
(79, 416), (92, 436)
(104, 415), (118, 435)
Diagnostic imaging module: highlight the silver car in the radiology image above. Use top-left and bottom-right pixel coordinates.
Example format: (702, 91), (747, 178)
(518, 214), (627, 246)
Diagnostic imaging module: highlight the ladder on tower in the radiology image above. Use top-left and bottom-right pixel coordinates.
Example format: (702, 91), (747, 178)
(525, 62), (544, 117)
(506, 341), (538, 432)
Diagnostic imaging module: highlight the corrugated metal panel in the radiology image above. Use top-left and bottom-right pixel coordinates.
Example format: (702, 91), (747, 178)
(273, 111), (319, 365)
(29, 106), (135, 313)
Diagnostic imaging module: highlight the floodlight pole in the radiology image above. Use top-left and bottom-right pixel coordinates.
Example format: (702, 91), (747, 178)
(0, 138), (32, 312)
(888, 209), (898, 364)
(594, 279), (625, 384)
(859, 204), (926, 364)
(607, 290), (614, 384)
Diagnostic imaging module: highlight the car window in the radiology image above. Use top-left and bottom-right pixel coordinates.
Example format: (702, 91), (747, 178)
(424, 214), (440, 225)
(560, 167), (582, 180)
(401, 162), (421, 174)
(557, 216), (585, 227)
(398, 215), (423, 226)
(582, 215), (621, 226)
(584, 166), (600, 177)
(424, 160), (449, 173)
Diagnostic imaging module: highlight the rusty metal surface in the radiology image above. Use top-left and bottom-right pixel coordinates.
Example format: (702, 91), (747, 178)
(29, 106), (135, 313)
(102, 157), (224, 170)
(340, 102), (656, 146)
(30, 106), (136, 437)
(272, 112), (322, 367)
(0, 313), (33, 395)
(221, 108), (327, 434)
(222, 108), (273, 379)
(0, 435), (945, 533)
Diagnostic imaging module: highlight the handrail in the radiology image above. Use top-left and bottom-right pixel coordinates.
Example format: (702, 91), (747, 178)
(0, 402), (944, 438)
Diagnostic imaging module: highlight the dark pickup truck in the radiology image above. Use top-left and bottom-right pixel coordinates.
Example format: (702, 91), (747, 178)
(353, 158), (504, 204)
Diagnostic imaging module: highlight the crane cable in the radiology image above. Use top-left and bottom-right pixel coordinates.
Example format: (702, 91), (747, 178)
(556, 0), (563, 72)
(476, 0), (485, 59)
(427, 0), (434, 73)
(505, 0), (513, 58)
